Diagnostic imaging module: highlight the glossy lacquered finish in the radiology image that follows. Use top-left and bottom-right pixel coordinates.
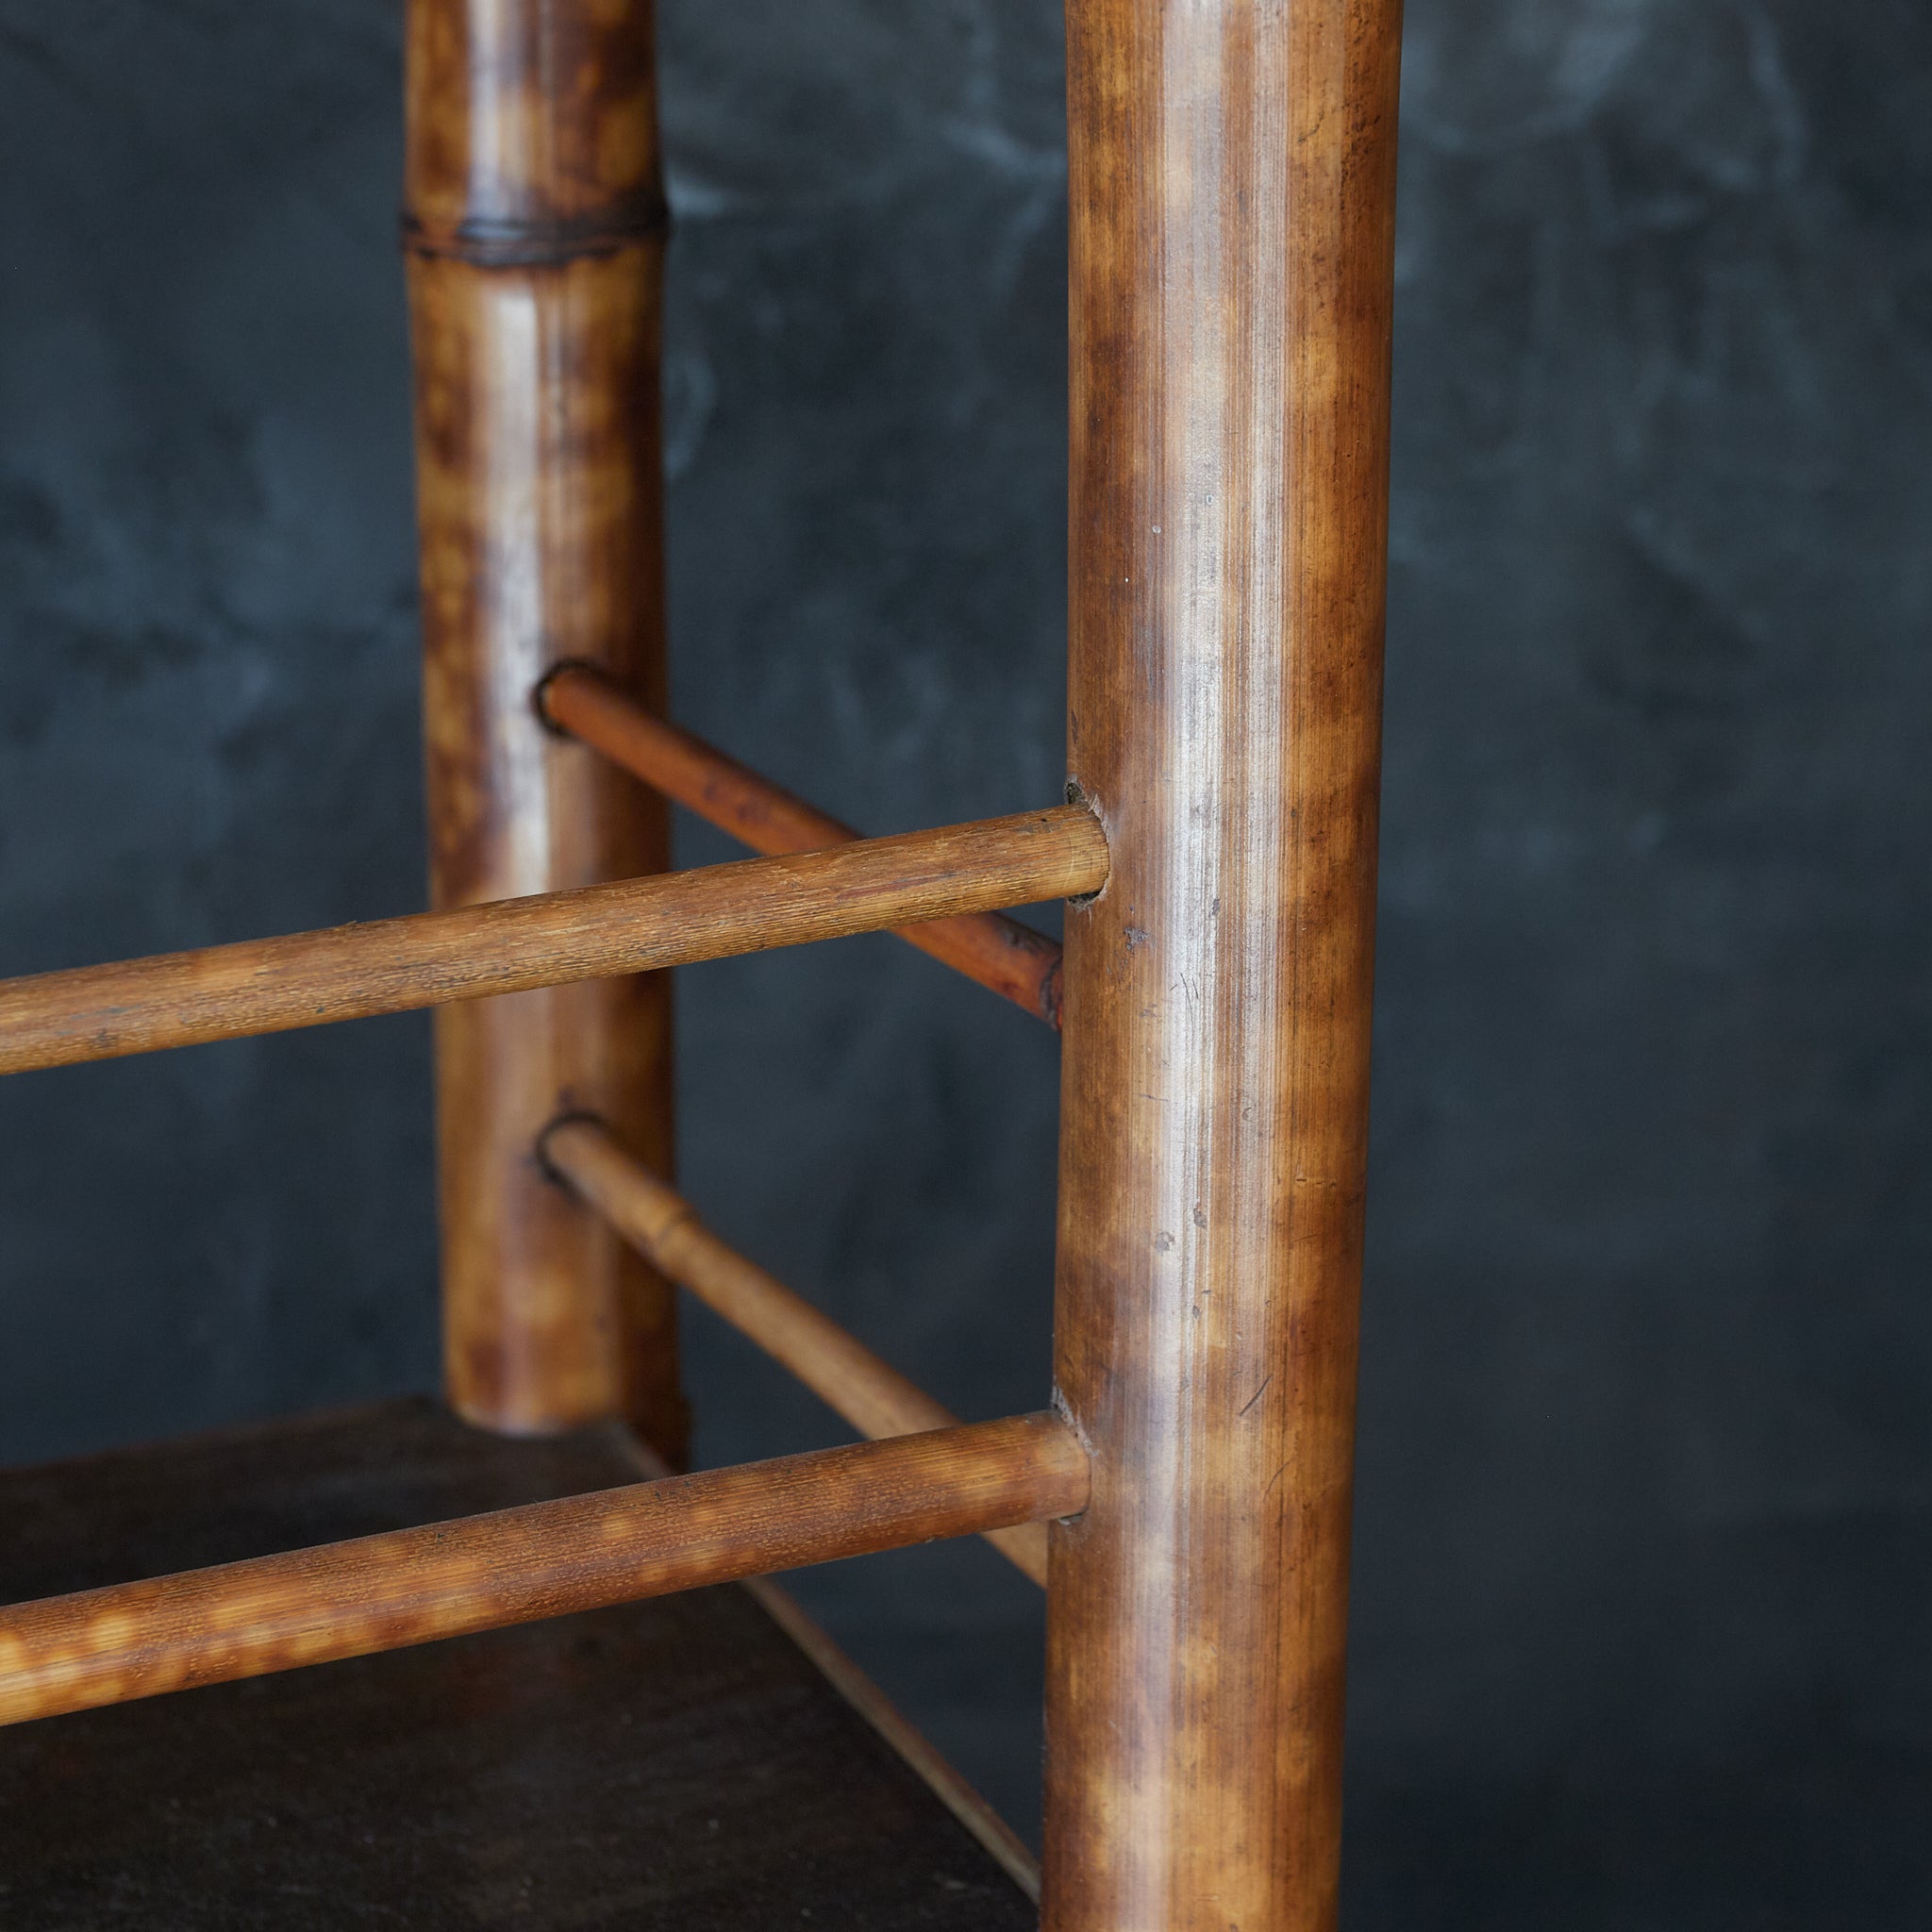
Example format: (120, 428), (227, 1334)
(1042, 1), (1404, 1928)
(0, 810), (1105, 1078)
(405, 0), (679, 1441)
(544, 1115), (1051, 1585)
(543, 665), (1070, 1026)
(0, 1411), (1089, 1729)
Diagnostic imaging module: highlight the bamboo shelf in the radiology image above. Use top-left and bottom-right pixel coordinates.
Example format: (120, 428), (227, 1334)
(0, 1401), (1039, 1924)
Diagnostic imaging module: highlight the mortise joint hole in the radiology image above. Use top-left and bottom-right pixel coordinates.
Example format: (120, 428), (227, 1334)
(530, 658), (605, 738)
(1064, 776), (1107, 907)
(533, 1108), (609, 1186)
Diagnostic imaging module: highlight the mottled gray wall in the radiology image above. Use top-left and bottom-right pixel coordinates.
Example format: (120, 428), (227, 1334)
(1355, 7), (1932, 1919)
(1, 0), (1927, 1918)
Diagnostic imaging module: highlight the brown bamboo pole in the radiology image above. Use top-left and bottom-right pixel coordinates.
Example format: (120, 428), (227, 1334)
(541, 664), (1069, 1026)
(403, 0), (682, 1440)
(541, 1115), (1050, 1586)
(0, 1414), (1090, 1730)
(1041, 0), (1403, 1928)
(0, 808), (1106, 1079)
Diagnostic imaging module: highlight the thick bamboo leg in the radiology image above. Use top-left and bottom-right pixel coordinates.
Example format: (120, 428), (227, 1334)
(1041, 2), (1403, 1929)
(404, 0), (683, 1445)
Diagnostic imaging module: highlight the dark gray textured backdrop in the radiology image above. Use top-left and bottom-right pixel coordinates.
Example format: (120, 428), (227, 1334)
(2, 1), (1927, 1921)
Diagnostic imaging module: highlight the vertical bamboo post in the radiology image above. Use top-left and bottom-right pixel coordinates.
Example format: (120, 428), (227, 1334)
(404, 0), (686, 1451)
(1042, 1), (1403, 1928)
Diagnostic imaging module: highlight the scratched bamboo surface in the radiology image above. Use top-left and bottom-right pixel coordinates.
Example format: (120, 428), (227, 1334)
(544, 1116), (1050, 1586)
(542, 665), (1068, 1026)
(0, 808), (1106, 1078)
(404, 0), (683, 1438)
(0, 1399), (1037, 1928)
(0, 1412), (1088, 1729)
(1041, 0), (1404, 1928)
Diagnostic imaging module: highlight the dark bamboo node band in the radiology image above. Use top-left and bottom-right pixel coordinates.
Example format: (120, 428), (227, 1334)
(541, 1115), (1049, 1587)
(400, 193), (669, 267)
(0, 806), (1108, 1078)
(0, 1413), (1089, 1729)
(538, 663), (1067, 1027)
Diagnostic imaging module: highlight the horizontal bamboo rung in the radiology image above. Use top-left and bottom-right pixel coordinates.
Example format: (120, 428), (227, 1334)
(542, 1116), (1049, 1587)
(541, 665), (1068, 1026)
(0, 1413), (1088, 1729)
(0, 807), (1108, 1077)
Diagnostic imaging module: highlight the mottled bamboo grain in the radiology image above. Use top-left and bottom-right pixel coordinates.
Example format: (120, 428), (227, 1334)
(405, 0), (680, 1439)
(0, 1413), (1090, 1730)
(1041, 1), (1404, 1927)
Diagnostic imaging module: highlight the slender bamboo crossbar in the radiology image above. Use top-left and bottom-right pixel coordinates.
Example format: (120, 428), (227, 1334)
(0, 1413), (1087, 1729)
(541, 665), (1068, 1026)
(542, 1115), (1050, 1586)
(0, 807), (1105, 1077)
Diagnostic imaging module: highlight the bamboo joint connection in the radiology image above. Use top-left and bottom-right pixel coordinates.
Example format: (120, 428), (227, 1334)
(541, 1114), (1052, 1587)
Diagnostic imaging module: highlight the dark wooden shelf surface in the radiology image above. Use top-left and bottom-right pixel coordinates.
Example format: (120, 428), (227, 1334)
(0, 1396), (1037, 1930)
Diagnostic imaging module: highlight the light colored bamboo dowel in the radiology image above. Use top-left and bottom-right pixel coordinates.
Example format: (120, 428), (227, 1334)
(0, 807), (1107, 1078)
(0, 1413), (1089, 1730)
(541, 664), (1069, 1026)
(543, 1115), (1050, 1586)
